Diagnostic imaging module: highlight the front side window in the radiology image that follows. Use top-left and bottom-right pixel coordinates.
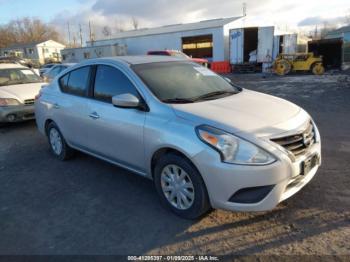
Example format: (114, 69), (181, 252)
(93, 65), (139, 103)
(59, 66), (90, 97)
(0, 68), (41, 86)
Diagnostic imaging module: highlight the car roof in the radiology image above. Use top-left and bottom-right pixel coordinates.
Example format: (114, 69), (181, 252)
(0, 63), (27, 69)
(89, 55), (187, 65)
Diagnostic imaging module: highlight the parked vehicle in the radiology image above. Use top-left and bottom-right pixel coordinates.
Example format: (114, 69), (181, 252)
(0, 63), (44, 123)
(273, 53), (325, 76)
(39, 63), (58, 77)
(35, 56), (321, 219)
(147, 50), (208, 66)
(42, 63), (76, 83)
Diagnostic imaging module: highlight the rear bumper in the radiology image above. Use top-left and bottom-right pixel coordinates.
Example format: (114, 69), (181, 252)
(0, 105), (35, 123)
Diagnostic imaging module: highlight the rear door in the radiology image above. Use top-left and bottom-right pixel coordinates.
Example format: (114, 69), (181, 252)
(257, 26), (274, 62)
(230, 29), (244, 64)
(53, 66), (92, 148)
(86, 64), (146, 173)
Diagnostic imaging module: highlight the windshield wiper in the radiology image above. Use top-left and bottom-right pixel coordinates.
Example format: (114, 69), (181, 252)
(192, 90), (237, 101)
(162, 98), (195, 104)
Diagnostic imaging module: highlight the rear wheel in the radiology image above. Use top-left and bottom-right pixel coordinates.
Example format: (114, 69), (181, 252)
(154, 153), (211, 219)
(274, 59), (291, 76)
(312, 63), (325, 75)
(47, 122), (74, 160)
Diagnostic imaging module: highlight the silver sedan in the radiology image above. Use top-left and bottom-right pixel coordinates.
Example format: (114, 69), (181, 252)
(35, 56), (321, 219)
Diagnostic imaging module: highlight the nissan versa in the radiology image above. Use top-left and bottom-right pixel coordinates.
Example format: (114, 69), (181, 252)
(35, 56), (321, 219)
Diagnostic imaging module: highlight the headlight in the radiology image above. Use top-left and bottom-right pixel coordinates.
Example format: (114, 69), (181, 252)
(196, 125), (276, 165)
(0, 98), (21, 107)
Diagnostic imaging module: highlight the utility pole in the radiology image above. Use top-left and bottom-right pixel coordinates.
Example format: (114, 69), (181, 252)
(89, 20), (93, 45)
(243, 2), (247, 17)
(67, 22), (71, 47)
(79, 24), (83, 47)
(73, 35), (76, 47)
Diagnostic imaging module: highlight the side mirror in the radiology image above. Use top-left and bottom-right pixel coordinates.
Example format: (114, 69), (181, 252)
(112, 93), (141, 109)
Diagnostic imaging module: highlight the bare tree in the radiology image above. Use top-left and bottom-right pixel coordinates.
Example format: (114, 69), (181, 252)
(102, 26), (112, 38)
(320, 21), (337, 39)
(345, 9), (350, 25)
(131, 17), (139, 30)
(114, 19), (125, 33)
(0, 17), (63, 48)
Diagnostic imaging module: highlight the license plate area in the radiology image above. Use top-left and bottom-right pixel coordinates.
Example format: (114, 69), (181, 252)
(301, 154), (319, 176)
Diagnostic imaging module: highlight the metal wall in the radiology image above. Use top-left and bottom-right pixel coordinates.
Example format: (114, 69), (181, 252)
(89, 27), (226, 62)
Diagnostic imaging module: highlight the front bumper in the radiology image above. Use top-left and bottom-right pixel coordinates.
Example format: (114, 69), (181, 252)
(0, 105), (35, 123)
(191, 139), (321, 212)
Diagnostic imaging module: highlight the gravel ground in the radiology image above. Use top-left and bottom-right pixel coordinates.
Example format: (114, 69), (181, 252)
(0, 72), (350, 257)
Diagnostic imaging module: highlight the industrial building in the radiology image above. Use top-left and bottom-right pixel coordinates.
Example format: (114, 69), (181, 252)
(61, 43), (127, 63)
(86, 16), (297, 66)
(86, 17), (243, 62)
(308, 26), (350, 70)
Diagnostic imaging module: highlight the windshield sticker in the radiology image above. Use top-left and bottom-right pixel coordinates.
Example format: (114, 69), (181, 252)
(21, 70), (35, 75)
(194, 67), (216, 76)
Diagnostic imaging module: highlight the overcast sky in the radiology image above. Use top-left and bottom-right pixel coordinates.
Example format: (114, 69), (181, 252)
(0, 0), (349, 41)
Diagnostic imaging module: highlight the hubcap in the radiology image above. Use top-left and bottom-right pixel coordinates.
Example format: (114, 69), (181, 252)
(160, 165), (195, 210)
(49, 128), (63, 155)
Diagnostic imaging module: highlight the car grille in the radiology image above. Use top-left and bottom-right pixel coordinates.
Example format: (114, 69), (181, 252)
(24, 99), (35, 105)
(271, 121), (316, 157)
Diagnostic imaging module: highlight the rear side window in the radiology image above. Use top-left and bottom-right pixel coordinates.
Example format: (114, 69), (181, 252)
(93, 65), (139, 103)
(59, 66), (91, 97)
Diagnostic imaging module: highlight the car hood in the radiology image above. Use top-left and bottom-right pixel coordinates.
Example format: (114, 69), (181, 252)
(0, 82), (44, 103)
(172, 89), (302, 137)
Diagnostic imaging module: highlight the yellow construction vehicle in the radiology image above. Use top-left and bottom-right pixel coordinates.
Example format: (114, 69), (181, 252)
(273, 53), (325, 76)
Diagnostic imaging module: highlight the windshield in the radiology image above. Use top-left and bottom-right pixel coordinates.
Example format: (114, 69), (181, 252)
(132, 62), (240, 103)
(0, 68), (42, 86)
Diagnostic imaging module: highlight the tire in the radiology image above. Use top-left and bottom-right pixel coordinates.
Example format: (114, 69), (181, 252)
(312, 63), (325, 75)
(154, 153), (211, 219)
(274, 59), (291, 76)
(46, 122), (74, 161)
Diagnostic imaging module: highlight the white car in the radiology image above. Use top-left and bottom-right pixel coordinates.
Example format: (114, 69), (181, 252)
(42, 63), (76, 83)
(39, 63), (56, 77)
(0, 63), (45, 123)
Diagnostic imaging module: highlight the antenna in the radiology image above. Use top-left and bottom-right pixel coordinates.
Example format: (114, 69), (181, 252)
(243, 2), (247, 17)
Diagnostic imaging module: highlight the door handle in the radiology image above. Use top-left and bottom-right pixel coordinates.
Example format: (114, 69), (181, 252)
(53, 103), (60, 109)
(89, 112), (100, 120)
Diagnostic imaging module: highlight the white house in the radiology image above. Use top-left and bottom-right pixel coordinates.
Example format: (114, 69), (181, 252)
(0, 40), (66, 64)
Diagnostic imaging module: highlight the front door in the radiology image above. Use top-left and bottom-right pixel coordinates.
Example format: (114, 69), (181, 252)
(86, 64), (146, 173)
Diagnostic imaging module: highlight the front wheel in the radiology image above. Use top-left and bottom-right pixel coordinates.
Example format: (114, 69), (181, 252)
(154, 153), (211, 219)
(274, 59), (291, 76)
